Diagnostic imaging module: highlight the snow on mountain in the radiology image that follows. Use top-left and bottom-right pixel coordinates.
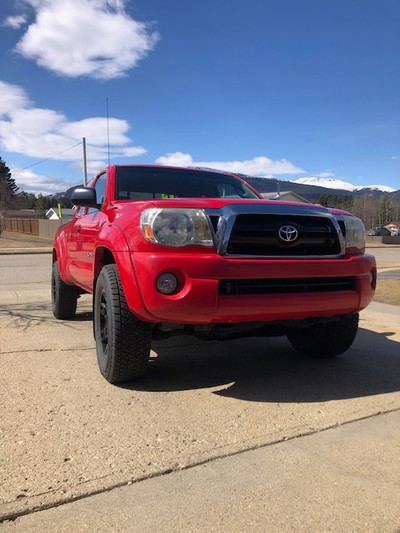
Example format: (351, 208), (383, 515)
(354, 184), (397, 193)
(292, 177), (395, 193)
(293, 177), (355, 191)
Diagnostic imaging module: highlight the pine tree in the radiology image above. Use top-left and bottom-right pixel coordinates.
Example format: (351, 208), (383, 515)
(16, 191), (37, 209)
(0, 157), (19, 211)
(34, 194), (50, 219)
(377, 194), (393, 226)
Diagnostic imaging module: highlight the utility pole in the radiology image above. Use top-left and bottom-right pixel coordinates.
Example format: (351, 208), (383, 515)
(82, 137), (88, 186)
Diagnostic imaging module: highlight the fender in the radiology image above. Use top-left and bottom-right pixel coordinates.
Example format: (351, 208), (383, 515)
(94, 224), (154, 322)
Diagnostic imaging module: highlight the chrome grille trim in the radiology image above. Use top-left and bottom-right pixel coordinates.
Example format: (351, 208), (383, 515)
(205, 204), (345, 258)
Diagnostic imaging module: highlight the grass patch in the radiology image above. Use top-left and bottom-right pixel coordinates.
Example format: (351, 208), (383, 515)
(374, 279), (400, 306)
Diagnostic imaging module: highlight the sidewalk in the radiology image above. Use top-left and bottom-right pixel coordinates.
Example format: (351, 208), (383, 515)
(2, 410), (400, 532)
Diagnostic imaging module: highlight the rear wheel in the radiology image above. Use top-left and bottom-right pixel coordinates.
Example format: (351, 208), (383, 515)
(287, 314), (359, 358)
(52, 261), (78, 319)
(94, 264), (152, 383)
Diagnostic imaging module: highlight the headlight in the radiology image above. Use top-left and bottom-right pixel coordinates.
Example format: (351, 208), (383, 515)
(140, 208), (214, 247)
(343, 215), (365, 253)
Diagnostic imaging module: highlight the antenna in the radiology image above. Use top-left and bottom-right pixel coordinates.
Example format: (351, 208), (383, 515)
(106, 97), (111, 166)
(82, 137), (88, 186)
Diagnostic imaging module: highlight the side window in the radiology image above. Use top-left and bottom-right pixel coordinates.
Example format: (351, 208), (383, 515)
(87, 172), (107, 214)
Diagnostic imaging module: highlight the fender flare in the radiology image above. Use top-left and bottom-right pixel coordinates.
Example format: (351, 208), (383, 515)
(53, 229), (71, 284)
(94, 225), (154, 322)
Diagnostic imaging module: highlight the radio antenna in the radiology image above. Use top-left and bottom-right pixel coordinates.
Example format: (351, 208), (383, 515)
(82, 137), (88, 186)
(106, 97), (111, 166)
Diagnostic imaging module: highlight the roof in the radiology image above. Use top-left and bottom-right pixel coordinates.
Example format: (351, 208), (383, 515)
(261, 191), (310, 203)
(3, 209), (36, 219)
(384, 221), (400, 229)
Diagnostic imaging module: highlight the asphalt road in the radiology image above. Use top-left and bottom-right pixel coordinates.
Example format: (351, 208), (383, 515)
(1, 252), (400, 530)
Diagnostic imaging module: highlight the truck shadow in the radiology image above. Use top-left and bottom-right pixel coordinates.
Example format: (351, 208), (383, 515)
(0, 303), (93, 331)
(124, 327), (400, 403)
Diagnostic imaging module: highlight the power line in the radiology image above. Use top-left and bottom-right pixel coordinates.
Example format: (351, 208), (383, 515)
(11, 141), (83, 173)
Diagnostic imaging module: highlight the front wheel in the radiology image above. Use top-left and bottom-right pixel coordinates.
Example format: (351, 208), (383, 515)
(287, 314), (359, 358)
(94, 264), (152, 383)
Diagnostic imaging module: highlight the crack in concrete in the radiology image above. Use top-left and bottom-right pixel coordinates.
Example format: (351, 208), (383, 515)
(0, 347), (94, 355)
(2, 406), (399, 524)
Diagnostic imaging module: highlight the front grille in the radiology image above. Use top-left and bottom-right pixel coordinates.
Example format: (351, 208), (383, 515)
(219, 277), (356, 295)
(226, 214), (341, 256)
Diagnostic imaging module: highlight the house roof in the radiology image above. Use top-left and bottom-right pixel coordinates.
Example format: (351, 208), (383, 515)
(3, 209), (36, 219)
(384, 221), (400, 229)
(261, 191), (310, 203)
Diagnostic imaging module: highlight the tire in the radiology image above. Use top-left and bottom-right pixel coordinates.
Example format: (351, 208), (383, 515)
(94, 264), (152, 383)
(287, 313), (359, 358)
(52, 261), (78, 319)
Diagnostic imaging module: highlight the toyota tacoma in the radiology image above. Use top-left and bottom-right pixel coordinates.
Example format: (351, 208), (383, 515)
(52, 165), (376, 383)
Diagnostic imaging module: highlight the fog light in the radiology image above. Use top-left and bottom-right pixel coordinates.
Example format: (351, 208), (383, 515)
(156, 273), (178, 294)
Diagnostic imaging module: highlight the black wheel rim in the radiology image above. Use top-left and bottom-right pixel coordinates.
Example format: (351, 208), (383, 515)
(99, 290), (108, 353)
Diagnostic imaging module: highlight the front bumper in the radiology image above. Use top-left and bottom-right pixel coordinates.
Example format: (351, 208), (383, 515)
(125, 252), (376, 324)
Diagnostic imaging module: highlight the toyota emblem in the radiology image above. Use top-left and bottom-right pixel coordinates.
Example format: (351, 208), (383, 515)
(278, 225), (298, 243)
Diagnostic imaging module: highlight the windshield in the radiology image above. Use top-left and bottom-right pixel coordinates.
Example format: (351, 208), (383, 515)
(115, 167), (259, 200)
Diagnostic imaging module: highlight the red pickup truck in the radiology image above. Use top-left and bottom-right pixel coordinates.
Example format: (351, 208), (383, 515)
(52, 165), (376, 383)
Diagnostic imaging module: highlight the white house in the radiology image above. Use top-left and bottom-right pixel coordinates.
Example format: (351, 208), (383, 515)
(45, 208), (75, 220)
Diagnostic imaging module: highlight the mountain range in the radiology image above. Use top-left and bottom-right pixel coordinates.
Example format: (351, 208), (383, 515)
(291, 177), (395, 193)
(240, 175), (399, 201)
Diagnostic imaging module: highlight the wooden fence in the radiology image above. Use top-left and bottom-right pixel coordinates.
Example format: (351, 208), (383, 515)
(4, 218), (64, 239)
(5, 218), (39, 235)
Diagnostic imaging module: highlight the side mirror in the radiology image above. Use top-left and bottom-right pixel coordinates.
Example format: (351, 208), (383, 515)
(71, 187), (98, 207)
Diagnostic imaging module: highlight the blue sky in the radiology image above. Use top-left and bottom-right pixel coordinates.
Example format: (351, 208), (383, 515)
(1, 0), (399, 195)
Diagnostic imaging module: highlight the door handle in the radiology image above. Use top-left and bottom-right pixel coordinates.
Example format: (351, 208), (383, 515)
(76, 226), (81, 233)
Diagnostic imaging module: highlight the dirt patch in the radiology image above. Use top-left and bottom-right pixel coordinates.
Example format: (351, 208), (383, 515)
(374, 279), (400, 306)
(0, 232), (53, 250)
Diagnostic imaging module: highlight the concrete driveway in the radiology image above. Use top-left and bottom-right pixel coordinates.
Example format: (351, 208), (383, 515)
(0, 251), (399, 531)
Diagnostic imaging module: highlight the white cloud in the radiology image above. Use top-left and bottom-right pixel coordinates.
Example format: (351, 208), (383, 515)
(315, 171), (335, 178)
(392, 155), (400, 160)
(11, 169), (79, 195)
(155, 152), (305, 176)
(155, 152), (195, 167)
(3, 15), (27, 29)
(13, 0), (159, 79)
(0, 80), (146, 163)
(0, 81), (31, 115)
